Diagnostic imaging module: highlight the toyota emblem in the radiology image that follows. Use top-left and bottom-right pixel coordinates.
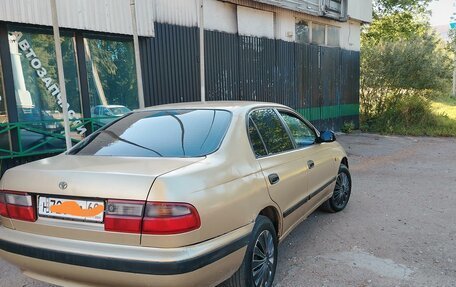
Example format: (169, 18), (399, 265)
(58, 181), (68, 190)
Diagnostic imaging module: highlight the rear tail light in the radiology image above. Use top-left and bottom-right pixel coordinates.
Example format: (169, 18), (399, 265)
(104, 200), (144, 233)
(104, 200), (200, 235)
(142, 202), (200, 235)
(0, 191), (36, 222)
(0, 193), (8, 217)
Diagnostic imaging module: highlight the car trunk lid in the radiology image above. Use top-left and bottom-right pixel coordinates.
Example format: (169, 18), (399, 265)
(1, 154), (203, 245)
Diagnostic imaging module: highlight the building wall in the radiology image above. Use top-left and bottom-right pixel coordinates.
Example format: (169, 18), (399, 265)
(347, 0), (373, 23)
(140, 0), (363, 131)
(0, 0), (155, 36)
(0, 0), (368, 167)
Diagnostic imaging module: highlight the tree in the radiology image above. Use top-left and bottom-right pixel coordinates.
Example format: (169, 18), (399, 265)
(373, 0), (431, 17)
(360, 2), (453, 118)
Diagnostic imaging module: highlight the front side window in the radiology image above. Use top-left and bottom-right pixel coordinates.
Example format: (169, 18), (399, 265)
(249, 109), (294, 155)
(70, 109), (232, 158)
(280, 112), (316, 148)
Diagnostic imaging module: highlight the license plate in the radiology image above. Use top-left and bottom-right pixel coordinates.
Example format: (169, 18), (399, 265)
(38, 196), (105, 223)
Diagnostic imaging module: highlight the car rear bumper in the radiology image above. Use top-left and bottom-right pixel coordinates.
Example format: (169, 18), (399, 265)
(0, 224), (252, 287)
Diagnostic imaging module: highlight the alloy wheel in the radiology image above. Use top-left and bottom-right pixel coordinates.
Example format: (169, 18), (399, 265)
(333, 172), (351, 209)
(252, 230), (275, 287)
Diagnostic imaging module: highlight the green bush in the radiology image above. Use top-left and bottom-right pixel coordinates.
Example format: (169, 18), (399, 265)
(360, 8), (455, 137)
(364, 95), (456, 136)
(341, 121), (355, 134)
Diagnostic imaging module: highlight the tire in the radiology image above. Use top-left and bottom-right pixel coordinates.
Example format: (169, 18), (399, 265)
(224, 215), (278, 287)
(321, 164), (352, 213)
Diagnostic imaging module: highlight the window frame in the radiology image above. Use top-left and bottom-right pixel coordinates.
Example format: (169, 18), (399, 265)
(246, 107), (320, 159)
(295, 19), (341, 48)
(276, 109), (319, 149)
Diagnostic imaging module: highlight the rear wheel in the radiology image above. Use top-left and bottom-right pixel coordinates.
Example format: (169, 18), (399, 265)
(322, 164), (351, 213)
(224, 215), (278, 287)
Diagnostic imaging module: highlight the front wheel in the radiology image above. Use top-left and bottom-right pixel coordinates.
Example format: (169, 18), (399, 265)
(322, 164), (352, 213)
(224, 215), (278, 287)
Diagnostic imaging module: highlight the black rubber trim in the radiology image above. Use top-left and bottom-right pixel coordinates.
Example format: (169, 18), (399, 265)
(283, 176), (337, 218)
(0, 234), (249, 275)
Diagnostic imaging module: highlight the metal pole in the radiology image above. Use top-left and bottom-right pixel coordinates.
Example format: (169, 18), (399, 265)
(50, 0), (72, 150)
(130, 0), (145, 109)
(199, 0), (206, 102)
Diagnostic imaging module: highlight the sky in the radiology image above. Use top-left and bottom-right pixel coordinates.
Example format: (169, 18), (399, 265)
(429, 0), (455, 26)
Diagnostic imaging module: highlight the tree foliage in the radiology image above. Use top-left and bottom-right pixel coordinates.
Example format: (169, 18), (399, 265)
(363, 11), (429, 43)
(373, 0), (430, 17)
(360, 2), (453, 121)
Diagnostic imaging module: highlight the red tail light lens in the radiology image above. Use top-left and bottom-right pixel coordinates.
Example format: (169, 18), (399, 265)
(104, 200), (200, 235)
(1, 191), (36, 222)
(104, 200), (145, 233)
(142, 202), (200, 235)
(0, 193), (8, 217)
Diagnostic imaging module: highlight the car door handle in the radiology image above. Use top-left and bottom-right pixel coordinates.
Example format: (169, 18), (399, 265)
(268, 173), (280, 185)
(307, 160), (315, 169)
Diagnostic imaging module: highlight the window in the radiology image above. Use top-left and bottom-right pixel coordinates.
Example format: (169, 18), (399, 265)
(8, 26), (82, 150)
(249, 109), (294, 155)
(70, 109), (232, 158)
(248, 118), (267, 157)
(296, 21), (310, 44)
(84, 37), (138, 125)
(279, 112), (316, 148)
(296, 20), (340, 47)
(328, 0), (342, 13)
(312, 23), (326, 45)
(0, 53), (10, 155)
(327, 26), (340, 47)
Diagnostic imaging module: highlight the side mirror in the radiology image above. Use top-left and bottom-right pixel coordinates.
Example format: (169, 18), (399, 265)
(319, 130), (336, 143)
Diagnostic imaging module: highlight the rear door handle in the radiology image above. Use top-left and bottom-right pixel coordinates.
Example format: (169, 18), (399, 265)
(307, 160), (315, 169)
(268, 173), (280, 185)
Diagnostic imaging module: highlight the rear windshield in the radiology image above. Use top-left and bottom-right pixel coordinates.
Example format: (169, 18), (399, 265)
(69, 109), (232, 157)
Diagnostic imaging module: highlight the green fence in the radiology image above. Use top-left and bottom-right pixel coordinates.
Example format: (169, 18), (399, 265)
(0, 117), (118, 159)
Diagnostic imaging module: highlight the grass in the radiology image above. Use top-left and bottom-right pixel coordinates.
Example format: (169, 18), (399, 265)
(362, 94), (456, 137)
(431, 96), (456, 120)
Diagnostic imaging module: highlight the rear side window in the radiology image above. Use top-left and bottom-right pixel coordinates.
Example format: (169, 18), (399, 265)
(249, 109), (294, 155)
(70, 109), (232, 157)
(248, 118), (268, 157)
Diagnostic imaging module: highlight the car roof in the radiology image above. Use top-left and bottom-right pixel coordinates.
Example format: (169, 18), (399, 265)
(138, 101), (288, 113)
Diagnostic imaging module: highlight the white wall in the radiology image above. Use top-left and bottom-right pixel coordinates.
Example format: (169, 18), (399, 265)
(0, 0), (364, 51)
(0, 0), (155, 36)
(347, 0), (373, 23)
(154, 0), (198, 27)
(275, 12), (295, 42)
(204, 0), (237, 33)
(340, 21), (361, 51)
(237, 6), (274, 39)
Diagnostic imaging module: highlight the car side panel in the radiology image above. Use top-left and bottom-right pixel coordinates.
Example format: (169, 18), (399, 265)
(142, 169), (271, 248)
(305, 144), (339, 203)
(140, 110), (282, 248)
(257, 149), (310, 235)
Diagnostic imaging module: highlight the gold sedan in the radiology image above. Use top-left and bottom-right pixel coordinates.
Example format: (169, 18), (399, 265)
(0, 102), (351, 287)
